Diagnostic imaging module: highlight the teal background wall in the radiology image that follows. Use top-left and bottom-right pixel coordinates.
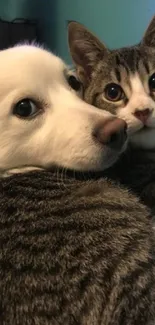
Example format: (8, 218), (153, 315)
(0, 0), (155, 63)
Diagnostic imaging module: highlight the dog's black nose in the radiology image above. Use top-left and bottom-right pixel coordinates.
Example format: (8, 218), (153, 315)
(93, 118), (127, 150)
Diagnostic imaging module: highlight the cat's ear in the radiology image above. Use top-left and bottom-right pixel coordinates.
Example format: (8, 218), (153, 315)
(142, 15), (155, 47)
(68, 21), (109, 82)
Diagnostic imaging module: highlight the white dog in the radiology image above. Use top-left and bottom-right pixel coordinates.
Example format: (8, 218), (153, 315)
(0, 45), (127, 177)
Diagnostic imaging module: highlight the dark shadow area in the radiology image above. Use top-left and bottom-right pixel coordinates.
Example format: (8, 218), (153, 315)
(10, 0), (57, 51)
(28, 0), (57, 51)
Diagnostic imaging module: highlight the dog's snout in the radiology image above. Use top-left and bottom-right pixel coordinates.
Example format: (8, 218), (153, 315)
(93, 118), (127, 150)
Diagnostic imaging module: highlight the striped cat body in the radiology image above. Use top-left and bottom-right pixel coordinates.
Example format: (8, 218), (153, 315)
(0, 170), (155, 325)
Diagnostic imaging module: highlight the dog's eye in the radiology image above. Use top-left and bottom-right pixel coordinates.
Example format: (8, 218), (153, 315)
(68, 75), (81, 91)
(104, 83), (124, 102)
(149, 73), (155, 92)
(13, 99), (39, 118)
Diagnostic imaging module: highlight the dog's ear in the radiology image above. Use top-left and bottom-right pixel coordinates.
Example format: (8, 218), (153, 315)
(68, 21), (108, 83)
(141, 15), (155, 47)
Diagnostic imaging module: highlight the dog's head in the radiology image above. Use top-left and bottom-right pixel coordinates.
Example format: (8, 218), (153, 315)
(0, 45), (127, 175)
(68, 17), (155, 150)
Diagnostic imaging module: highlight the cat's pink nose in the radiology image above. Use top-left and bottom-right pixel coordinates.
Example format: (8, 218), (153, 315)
(134, 108), (151, 123)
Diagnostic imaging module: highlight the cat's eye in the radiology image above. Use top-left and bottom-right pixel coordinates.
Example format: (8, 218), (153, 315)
(104, 83), (124, 102)
(68, 75), (81, 91)
(13, 99), (40, 118)
(149, 73), (155, 92)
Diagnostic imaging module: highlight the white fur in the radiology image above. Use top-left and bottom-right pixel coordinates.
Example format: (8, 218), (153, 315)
(0, 45), (126, 177)
(117, 73), (155, 149)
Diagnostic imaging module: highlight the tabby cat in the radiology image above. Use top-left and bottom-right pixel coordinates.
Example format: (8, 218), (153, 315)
(67, 16), (155, 213)
(0, 169), (155, 325)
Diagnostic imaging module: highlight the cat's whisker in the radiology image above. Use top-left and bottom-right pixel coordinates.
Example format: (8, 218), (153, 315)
(56, 167), (62, 191)
(60, 167), (67, 190)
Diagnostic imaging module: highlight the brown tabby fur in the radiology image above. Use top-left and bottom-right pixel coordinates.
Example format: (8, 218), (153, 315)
(0, 169), (155, 325)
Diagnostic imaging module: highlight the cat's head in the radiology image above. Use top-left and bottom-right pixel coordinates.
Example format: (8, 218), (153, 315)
(68, 16), (155, 149)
